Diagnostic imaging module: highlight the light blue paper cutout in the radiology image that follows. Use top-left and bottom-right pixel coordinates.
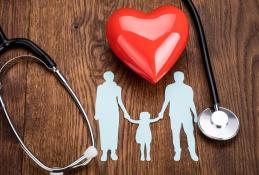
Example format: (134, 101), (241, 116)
(125, 112), (162, 161)
(95, 71), (129, 161)
(159, 71), (199, 161)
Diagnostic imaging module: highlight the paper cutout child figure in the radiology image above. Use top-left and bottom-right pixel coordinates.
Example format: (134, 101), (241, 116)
(125, 112), (162, 161)
(159, 71), (199, 161)
(95, 71), (129, 161)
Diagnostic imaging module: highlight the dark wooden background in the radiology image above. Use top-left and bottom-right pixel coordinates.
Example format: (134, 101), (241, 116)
(0, 0), (258, 174)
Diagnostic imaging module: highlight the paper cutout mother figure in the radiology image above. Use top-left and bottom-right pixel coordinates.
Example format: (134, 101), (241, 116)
(125, 112), (162, 161)
(159, 71), (199, 161)
(95, 71), (129, 161)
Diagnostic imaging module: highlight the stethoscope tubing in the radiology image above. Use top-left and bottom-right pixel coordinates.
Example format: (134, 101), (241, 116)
(183, 0), (220, 107)
(0, 27), (56, 69)
(0, 55), (96, 173)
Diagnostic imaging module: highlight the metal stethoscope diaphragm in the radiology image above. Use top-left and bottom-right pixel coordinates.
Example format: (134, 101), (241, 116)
(198, 106), (239, 140)
(184, 0), (240, 140)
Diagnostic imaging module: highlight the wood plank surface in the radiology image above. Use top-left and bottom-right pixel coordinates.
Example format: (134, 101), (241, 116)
(0, 0), (258, 174)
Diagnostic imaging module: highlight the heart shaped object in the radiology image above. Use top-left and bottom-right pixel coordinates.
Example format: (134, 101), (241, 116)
(106, 5), (189, 83)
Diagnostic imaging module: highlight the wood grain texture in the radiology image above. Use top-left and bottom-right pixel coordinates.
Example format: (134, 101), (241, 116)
(0, 0), (258, 174)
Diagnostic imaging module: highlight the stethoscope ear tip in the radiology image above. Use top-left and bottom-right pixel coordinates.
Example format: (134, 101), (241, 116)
(84, 146), (98, 159)
(50, 172), (63, 175)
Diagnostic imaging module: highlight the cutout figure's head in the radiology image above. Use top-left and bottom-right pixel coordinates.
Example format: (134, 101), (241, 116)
(140, 112), (150, 121)
(103, 71), (114, 82)
(174, 71), (184, 83)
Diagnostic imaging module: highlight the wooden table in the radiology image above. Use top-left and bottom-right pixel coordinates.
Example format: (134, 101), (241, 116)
(0, 0), (258, 174)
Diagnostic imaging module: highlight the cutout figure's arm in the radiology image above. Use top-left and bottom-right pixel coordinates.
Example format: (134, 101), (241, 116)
(190, 90), (198, 123)
(159, 86), (170, 118)
(117, 87), (129, 115)
(149, 116), (161, 123)
(125, 116), (140, 124)
(94, 86), (101, 120)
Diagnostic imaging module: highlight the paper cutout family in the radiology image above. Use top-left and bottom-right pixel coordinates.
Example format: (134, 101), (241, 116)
(95, 71), (199, 162)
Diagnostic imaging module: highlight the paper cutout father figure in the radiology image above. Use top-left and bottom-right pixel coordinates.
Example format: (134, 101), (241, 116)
(159, 71), (199, 161)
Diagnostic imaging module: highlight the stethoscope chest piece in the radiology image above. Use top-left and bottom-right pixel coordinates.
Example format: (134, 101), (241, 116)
(198, 107), (239, 140)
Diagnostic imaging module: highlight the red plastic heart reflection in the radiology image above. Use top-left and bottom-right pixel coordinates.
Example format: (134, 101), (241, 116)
(106, 5), (189, 83)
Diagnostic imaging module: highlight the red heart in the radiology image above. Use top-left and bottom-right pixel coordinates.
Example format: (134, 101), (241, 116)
(106, 5), (189, 83)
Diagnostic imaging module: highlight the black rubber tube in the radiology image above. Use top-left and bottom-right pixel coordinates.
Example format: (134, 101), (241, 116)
(9, 38), (56, 68)
(0, 26), (56, 69)
(0, 27), (7, 44)
(182, 0), (220, 106)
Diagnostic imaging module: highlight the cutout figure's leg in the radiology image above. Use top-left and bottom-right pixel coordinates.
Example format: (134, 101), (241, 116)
(110, 149), (118, 161)
(171, 119), (182, 161)
(146, 143), (151, 161)
(140, 144), (145, 161)
(183, 119), (199, 161)
(101, 149), (108, 161)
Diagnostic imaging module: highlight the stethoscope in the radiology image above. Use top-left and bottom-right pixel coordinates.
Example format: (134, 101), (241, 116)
(0, 0), (239, 174)
(0, 29), (97, 174)
(183, 0), (240, 140)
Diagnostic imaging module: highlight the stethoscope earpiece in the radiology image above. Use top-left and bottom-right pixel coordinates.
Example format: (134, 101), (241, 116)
(84, 146), (98, 160)
(50, 172), (63, 175)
